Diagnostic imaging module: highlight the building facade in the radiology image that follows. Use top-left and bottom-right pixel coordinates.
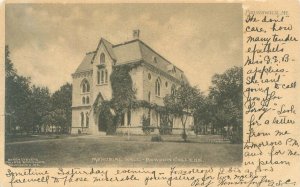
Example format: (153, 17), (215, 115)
(71, 34), (194, 135)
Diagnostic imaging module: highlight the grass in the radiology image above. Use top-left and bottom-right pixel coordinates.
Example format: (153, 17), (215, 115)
(5, 135), (242, 167)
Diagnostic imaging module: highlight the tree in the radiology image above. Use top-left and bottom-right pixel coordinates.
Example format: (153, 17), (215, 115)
(5, 45), (33, 134)
(50, 83), (72, 133)
(164, 83), (203, 141)
(209, 66), (243, 140)
(30, 85), (51, 133)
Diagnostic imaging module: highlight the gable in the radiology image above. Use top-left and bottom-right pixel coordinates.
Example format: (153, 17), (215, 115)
(91, 38), (116, 64)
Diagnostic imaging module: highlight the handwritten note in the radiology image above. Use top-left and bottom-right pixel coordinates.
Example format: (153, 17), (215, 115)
(243, 7), (299, 186)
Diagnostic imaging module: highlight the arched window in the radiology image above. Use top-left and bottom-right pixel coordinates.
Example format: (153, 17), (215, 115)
(86, 96), (89, 104)
(148, 73), (151, 80)
(171, 84), (176, 95)
(81, 79), (90, 93)
(105, 69), (108, 83)
(86, 112), (89, 127)
(82, 97), (86, 104)
(155, 78), (161, 96)
(153, 56), (158, 63)
(80, 112), (84, 127)
(100, 53), (105, 64)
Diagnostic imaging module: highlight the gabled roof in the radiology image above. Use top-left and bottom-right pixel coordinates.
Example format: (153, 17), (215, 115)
(74, 51), (95, 73)
(74, 37), (188, 83)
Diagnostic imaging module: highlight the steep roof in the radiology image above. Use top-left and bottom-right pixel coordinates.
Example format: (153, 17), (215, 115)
(74, 38), (187, 83)
(74, 51), (95, 73)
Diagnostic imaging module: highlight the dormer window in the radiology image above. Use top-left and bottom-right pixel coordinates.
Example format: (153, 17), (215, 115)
(100, 53), (105, 64)
(153, 57), (158, 63)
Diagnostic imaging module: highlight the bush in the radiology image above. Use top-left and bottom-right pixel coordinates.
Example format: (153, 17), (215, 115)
(151, 135), (163, 142)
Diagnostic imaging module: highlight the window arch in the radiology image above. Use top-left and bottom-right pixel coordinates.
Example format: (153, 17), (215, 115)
(100, 53), (105, 64)
(86, 96), (89, 104)
(81, 79), (90, 93)
(82, 97), (86, 104)
(80, 112), (84, 127)
(155, 78), (161, 96)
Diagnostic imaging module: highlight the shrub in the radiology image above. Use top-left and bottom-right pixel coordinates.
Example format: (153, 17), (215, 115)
(151, 135), (163, 142)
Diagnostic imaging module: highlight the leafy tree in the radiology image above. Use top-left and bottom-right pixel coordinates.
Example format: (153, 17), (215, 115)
(50, 83), (72, 133)
(30, 85), (51, 133)
(164, 83), (203, 141)
(209, 66), (243, 140)
(5, 45), (33, 134)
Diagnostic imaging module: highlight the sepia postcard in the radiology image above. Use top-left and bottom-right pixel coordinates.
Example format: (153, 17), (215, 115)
(0, 0), (300, 187)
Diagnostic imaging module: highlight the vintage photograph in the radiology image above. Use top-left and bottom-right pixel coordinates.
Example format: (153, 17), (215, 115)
(5, 3), (243, 167)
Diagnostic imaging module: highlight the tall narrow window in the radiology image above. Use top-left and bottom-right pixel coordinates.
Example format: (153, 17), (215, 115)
(155, 78), (161, 96)
(100, 53), (105, 64)
(148, 92), (151, 102)
(121, 113), (125, 126)
(101, 70), (104, 84)
(171, 84), (176, 95)
(80, 112), (84, 127)
(86, 96), (89, 104)
(105, 69), (108, 83)
(81, 79), (90, 93)
(86, 113), (89, 127)
(97, 71), (100, 84)
(82, 97), (86, 104)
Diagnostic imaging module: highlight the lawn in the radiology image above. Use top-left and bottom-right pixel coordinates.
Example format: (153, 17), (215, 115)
(5, 135), (242, 167)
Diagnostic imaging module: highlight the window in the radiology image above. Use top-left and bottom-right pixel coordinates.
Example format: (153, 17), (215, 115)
(100, 53), (105, 64)
(165, 81), (168, 87)
(101, 69), (104, 84)
(171, 84), (176, 95)
(148, 73), (151, 80)
(80, 112), (84, 127)
(148, 92), (151, 102)
(86, 112), (89, 127)
(81, 80), (90, 93)
(105, 69), (108, 83)
(97, 69), (108, 85)
(86, 96), (89, 104)
(121, 113), (125, 126)
(82, 97), (86, 104)
(97, 71), (100, 84)
(155, 78), (161, 96)
(153, 56), (158, 63)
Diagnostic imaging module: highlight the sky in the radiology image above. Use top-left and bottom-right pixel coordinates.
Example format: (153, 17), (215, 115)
(6, 3), (242, 93)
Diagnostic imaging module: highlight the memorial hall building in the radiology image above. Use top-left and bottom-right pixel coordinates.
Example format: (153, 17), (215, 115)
(71, 32), (194, 135)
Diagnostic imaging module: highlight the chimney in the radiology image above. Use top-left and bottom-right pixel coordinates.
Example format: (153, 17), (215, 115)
(133, 29), (140, 39)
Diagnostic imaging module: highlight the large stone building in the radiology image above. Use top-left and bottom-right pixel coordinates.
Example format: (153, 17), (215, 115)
(71, 32), (194, 135)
